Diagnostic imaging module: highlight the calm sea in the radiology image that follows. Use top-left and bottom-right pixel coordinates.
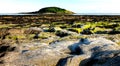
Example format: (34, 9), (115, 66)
(73, 13), (120, 15)
(0, 13), (37, 15)
(0, 13), (120, 15)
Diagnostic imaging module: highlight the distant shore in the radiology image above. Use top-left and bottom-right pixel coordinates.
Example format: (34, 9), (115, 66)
(1, 13), (120, 16)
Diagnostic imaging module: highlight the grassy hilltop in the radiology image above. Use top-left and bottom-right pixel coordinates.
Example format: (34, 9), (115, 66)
(29, 7), (74, 15)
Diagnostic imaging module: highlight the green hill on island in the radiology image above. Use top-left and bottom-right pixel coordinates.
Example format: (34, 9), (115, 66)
(30, 7), (74, 15)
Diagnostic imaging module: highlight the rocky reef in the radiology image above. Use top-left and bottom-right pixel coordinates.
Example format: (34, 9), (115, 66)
(0, 15), (120, 66)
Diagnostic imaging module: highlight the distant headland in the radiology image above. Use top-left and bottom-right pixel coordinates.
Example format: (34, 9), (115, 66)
(22, 7), (74, 15)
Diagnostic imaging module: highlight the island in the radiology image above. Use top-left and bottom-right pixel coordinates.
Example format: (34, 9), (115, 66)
(26, 7), (74, 15)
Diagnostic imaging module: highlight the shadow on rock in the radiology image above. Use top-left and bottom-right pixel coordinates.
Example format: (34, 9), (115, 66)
(56, 56), (73, 66)
(68, 38), (90, 55)
(56, 38), (91, 66)
(79, 50), (120, 66)
(0, 41), (17, 65)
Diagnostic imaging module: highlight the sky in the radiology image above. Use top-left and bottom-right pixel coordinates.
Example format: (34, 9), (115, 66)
(0, 0), (120, 13)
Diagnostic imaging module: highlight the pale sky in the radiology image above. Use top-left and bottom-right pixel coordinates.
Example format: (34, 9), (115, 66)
(0, 0), (120, 13)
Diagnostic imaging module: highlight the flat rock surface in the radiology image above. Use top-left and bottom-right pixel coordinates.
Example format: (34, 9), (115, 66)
(0, 37), (120, 66)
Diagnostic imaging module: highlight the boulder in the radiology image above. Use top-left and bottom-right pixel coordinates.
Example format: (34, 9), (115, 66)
(24, 27), (43, 34)
(56, 37), (120, 66)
